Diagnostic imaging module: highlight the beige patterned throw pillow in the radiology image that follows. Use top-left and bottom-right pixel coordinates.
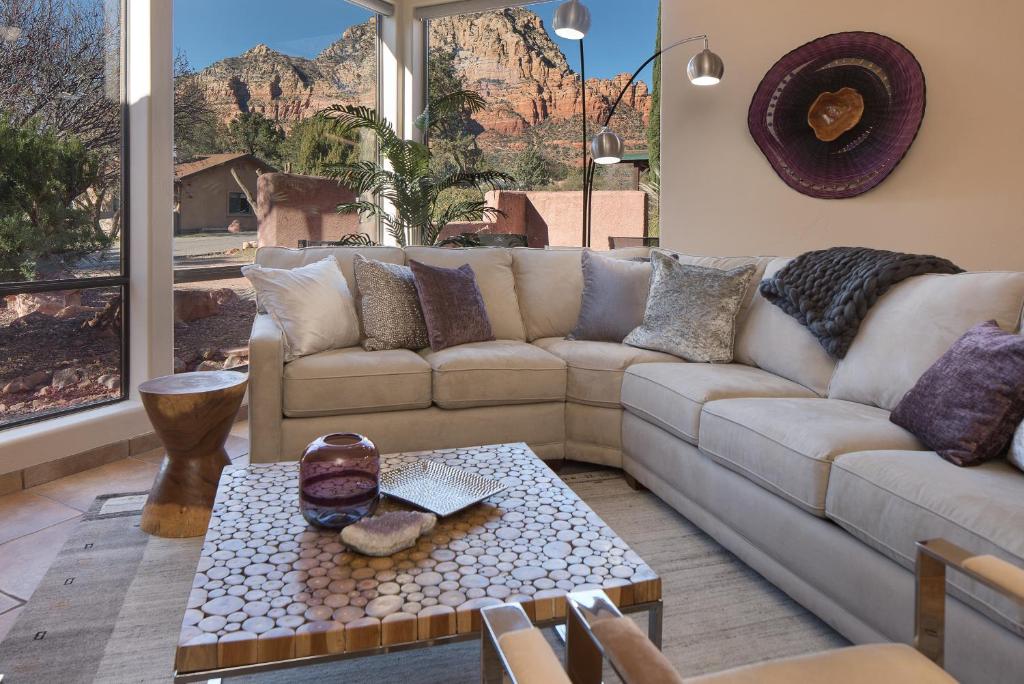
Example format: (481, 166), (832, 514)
(353, 254), (429, 351)
(624, 251), (755, 362)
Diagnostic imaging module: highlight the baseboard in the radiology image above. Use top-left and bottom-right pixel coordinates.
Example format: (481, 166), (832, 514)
(1, 404), (247, 492)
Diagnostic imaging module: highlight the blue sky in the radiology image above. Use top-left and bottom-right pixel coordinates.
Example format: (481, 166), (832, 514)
(173, 0), (660, 83)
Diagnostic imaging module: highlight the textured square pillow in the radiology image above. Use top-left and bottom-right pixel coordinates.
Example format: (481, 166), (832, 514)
(409, 259), (494, 351)
(353, 254), (429, 351)
(890, 321), (1024, 466)
(1009, 422), (1024, 473)
(242, 256), (359, 362)
(568, 250), (651, 342)
(624, 251), (755, 362)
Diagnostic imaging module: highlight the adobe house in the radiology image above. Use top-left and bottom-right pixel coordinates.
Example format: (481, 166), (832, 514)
(173, 153), (277, 234)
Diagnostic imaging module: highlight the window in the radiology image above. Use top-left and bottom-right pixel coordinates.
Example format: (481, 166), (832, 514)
(228, 192), (252, 216)
(171, 0), (380, 374)
(0, 0), (128, 429)
(425, 1), (661, 248)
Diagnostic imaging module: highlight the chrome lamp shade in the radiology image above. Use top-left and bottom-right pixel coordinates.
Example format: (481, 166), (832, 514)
(688, 48), (725, 86)
(591, 127), (625, 165)
(553, 0), (591, 40)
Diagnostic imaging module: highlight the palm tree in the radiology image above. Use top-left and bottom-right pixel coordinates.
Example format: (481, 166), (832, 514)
(318, 91), (513, 247)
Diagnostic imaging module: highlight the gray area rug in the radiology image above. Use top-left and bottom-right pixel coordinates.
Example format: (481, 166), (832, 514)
(0, 470), (845, 683)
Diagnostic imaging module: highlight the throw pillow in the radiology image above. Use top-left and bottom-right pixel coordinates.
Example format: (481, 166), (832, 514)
(353, 254), (430, 352)
(568, 250), (652, 342)
(409, 259), (495, 351)
(242, 256), (359, 362)
(890, 321), (1024, 467)
(624, 252), (755, 362)
(1009, 421), (1024, 473)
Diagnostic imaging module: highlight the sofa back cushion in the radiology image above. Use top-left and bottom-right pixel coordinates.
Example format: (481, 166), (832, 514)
(255, 246), (406, 293)
(404, 246), (526, 341)
(829, 271), (1024, 410)
(734, 258), (838, 396)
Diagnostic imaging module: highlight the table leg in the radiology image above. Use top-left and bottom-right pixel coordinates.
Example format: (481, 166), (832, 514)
(648, 600), (663, 650)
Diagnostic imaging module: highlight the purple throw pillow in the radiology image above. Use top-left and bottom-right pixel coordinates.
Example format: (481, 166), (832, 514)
(409, 259), (495, 352)
(890, 321), (1024, 466)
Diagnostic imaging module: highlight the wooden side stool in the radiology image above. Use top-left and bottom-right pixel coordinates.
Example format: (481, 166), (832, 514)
(138, 370), (247, 538)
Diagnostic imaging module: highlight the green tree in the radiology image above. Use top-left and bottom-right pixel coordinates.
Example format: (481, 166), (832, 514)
(0, 117), (108, 281)
(225, 112), (285, 164)
(281, 116), (360, 176)
(510, 143), (553, 190)
(425, 50), (483, 174)
(319, 89), (513, 247)
(646, 1), (662, 174)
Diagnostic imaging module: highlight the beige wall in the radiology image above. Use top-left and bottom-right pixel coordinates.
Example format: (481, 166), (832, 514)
(661, 0), (1024, 271)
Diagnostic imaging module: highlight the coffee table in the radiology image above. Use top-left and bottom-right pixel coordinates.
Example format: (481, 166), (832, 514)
(173, 443), (662, 681)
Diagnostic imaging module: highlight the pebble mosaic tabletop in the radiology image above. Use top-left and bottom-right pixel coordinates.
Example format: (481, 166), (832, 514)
(175, 443), (661, 674)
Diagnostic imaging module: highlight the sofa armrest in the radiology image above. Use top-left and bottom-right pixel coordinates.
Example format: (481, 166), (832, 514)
(915, 539), (1024, 666)
(248, 313), (285, 462)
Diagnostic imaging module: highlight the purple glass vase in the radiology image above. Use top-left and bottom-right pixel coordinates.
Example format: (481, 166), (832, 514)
(299, 433), (380, 529)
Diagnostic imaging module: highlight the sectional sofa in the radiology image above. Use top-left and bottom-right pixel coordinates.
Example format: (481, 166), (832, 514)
(248, 245), (1024, 683)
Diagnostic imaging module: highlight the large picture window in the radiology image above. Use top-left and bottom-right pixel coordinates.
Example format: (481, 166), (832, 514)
(171, 0), (379, 374)
(0, 0), (128, 429)
(425, 1), (661, 248)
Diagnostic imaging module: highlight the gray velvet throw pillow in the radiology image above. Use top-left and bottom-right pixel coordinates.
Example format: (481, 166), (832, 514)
(624, 252), (755, 362)
(409, 259), (494, 352)
(353, 254), (429, 351)
(568, 251), (652, 342)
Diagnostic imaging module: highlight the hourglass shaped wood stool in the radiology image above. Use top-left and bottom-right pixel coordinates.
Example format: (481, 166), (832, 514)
(138, 370), (247, 538)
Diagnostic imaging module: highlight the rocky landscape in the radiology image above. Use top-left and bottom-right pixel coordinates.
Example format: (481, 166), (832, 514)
(0, 289), (122, 425)
(191, 7), (651, 165)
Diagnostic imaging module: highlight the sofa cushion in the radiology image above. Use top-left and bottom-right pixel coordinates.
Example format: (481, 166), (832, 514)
(734, 258), (837, 396)
(829, 271), (1024, 410)
(622, 363), (817, 445)
(511, 247), (651, 341)
(698, 398), (923, 515)
(420, 340), (566, 409)
(826, 450), (1024, 636)
(255, 245), (406, 293)
(533, 338), (681, 408)
(569, 250), (651, 342)
(283, 347), (431, 418)
(405, 247), (526, 341)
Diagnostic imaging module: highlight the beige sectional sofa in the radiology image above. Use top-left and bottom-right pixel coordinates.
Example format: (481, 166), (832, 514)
(248, 245), (1024, 683)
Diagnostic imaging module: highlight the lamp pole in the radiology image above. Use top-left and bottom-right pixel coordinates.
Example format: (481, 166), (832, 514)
(583, 35), (722, 243)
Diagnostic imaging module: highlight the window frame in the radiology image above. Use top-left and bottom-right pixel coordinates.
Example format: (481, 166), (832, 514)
(0, 0), (131, 431)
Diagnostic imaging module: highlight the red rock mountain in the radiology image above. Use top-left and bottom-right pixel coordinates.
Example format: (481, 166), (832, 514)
(193, 7), (651, 158)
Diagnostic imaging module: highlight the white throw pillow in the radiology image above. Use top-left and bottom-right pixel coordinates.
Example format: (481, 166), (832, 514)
(242, 256), (359, 362)
(1010, 422), (1024, 473)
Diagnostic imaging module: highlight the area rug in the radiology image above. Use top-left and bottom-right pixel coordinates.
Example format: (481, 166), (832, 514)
(0, 470), (845, 683)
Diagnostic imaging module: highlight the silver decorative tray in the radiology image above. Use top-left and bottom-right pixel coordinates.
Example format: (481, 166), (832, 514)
(380, 460), (506, 517)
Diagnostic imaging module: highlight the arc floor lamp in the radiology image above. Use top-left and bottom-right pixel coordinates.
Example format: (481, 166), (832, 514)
(553, 0), (724, 247)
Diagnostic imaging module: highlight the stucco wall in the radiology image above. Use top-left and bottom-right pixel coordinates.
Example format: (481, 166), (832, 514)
(661, 0), (1024, 270)
(175, 158), (265, 233)
(256, 173), (360, 248)
(437, 190), (646, 249)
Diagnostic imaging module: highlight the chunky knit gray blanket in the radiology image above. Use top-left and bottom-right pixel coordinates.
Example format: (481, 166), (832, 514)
(760, 247), (963, 358)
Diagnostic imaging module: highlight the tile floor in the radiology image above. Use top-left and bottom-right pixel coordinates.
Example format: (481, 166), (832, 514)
(0, 420), (251, 643)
